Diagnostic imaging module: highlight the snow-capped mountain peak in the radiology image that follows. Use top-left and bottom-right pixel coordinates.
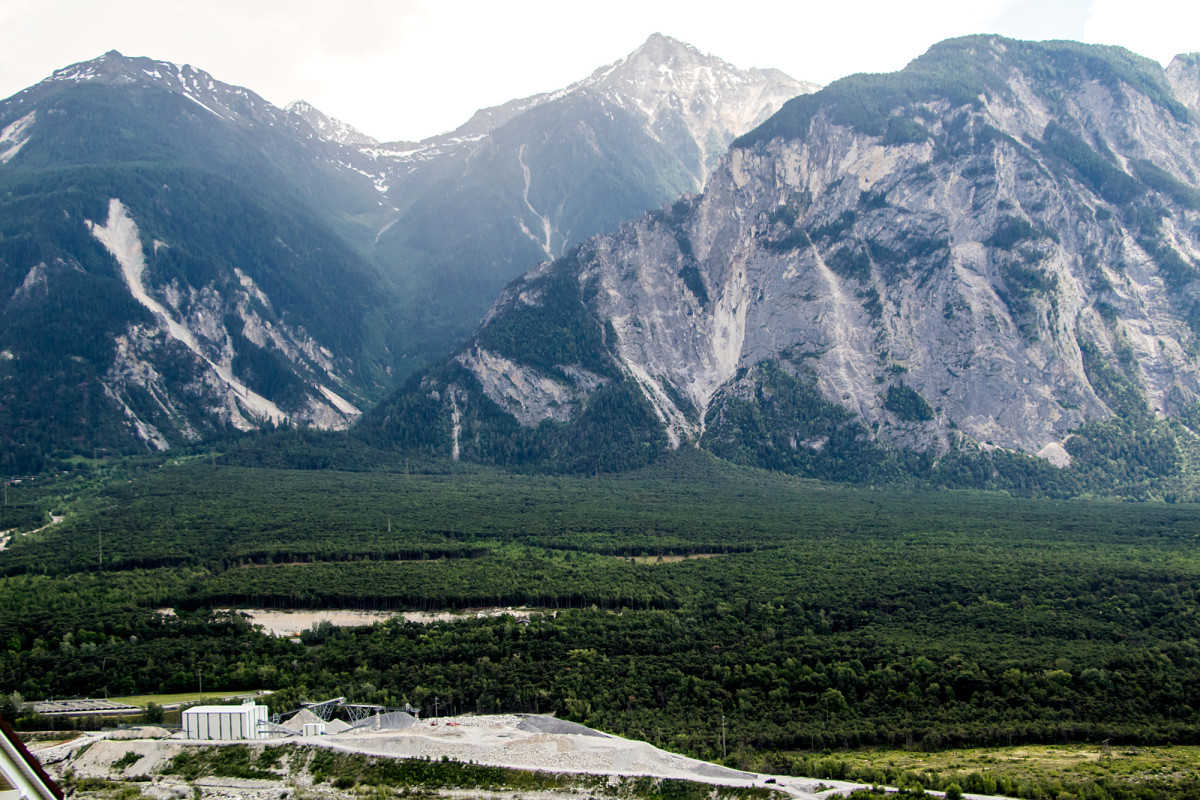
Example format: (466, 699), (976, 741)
(377, 33), (817, 176)
(286, 100), (380, 147)
(572, 33), (820, 179)
(12, 50), (288, 129)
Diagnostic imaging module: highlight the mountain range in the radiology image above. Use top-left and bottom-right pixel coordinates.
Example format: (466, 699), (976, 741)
(362, 36), (1200, 497)
(0, 35), (809, 473)
(10, 32), (1200, 498)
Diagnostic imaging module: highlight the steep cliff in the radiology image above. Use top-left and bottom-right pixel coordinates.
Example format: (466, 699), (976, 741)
(363, 36), (1200, 494)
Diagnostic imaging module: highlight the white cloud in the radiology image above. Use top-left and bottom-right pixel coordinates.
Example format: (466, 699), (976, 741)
(1084, 0), (1200, 64)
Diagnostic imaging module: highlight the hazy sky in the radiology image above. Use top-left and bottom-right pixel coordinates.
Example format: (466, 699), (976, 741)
(1, 0), (1197, 142)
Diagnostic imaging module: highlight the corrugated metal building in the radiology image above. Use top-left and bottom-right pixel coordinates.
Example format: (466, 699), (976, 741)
(182, 702), (269, 741)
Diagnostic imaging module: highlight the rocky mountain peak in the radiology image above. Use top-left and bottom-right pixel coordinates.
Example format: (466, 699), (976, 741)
(607, 32), (706, 73)
(42, 49), (140, 84)
(45, 50), (208, 92)
(1167, 53), (1200, 114)
(285, 100), (380, 147)
(11, 50), (287, 130)
(410, 33), (816, 166)
(582, 32), (722, 99)
(572, 33), (819, 181)
(744, 35), (1184, 149)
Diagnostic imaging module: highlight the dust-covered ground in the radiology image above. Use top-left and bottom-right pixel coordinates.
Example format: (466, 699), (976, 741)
(31, 715), (1013, 800)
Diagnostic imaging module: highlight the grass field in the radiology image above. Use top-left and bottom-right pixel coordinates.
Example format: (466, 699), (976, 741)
(108, 690), (264, 708)
(814, 743), (1200, 795)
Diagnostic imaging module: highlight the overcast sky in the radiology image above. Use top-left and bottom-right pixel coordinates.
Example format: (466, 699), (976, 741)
(1, 0), (1197, 142)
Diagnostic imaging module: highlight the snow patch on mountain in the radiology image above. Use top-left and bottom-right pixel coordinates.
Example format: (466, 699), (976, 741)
(182, 93), (222, 118)
(518, 144), (555, 259)
(286, 100), (379, 147)
(574, 33), (820, 184)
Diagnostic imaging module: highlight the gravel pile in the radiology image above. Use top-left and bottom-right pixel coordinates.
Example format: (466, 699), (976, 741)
(324, 719), (350, 734)
(516, 715), (610, 738)
(282, 709), (324, 732)
(326, 715), (717, 777)
(347, 711), (418, 732)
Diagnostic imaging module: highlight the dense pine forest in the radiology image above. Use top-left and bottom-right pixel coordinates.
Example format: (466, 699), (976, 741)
(3, 436), (1200, 797)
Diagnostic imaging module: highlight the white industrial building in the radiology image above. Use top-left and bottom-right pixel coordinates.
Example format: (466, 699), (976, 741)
(182, 701), (269, 741)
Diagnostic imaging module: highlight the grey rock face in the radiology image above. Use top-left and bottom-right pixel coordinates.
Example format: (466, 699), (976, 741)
(1167, 53), (1200, 114)
(461, 37), (1200, 462)
(455, 345), (606, 426)
(286, 100), (380, 148)
(88, 199), (360, 445)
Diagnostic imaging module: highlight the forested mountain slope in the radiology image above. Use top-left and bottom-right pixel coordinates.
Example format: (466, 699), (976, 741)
(0, 51), (401, 473)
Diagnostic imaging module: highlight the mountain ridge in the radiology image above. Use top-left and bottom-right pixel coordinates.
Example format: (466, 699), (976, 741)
(361, 35), (1200, 497)
(356, 33), (817, 376)
(0, 37), (815, 472)
(0, 50), (400, 470)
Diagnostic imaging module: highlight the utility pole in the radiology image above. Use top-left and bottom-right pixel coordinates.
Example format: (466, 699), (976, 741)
(98, 522), (102, 567)
(434, 697), (439, 719)
(198, 667), (203, 698)
(721, 714), (727, 759)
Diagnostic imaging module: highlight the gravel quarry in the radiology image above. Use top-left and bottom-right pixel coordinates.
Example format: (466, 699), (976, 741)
(319, 714), (765, 784)
(32, 715), (1013, 800)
